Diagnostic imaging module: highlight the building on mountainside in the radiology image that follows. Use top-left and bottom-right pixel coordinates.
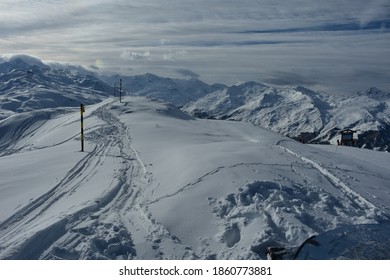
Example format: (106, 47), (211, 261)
(337, 129), (357, 146)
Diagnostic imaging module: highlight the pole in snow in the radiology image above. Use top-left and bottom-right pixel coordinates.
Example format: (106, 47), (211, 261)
(80, 103), (85, 152)
(120, 78), (122, 103)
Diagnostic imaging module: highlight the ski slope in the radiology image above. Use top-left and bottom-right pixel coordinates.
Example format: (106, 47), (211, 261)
(0, 96), (389, 260)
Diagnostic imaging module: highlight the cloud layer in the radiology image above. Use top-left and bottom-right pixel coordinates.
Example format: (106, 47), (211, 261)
(1, 0), (390, 92)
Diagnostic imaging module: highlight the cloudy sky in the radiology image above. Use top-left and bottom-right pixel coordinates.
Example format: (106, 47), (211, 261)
(1, 0), (390, 92)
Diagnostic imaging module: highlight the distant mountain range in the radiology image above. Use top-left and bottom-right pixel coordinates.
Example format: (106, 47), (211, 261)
(102, 73), (223, 106)
(104, 73), (389, 152)
(0, 55), (111, 119)
(1, 55), (389, 152)
(184, 84), (390, 152)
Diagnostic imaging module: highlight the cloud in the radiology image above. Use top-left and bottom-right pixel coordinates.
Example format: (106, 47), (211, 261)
(163, 50), (187, 61)
(160, 39), (170, 45)
(45, 60), (97, 76)
(240, 20), (390, 34)
(1, 0), (389, 92)
(0, 53), (45, 66)
(120, 50), (151, 61)
(175, 69), (200, 79)
(263, 71), (317, 87)
(356, 0), (390, 27)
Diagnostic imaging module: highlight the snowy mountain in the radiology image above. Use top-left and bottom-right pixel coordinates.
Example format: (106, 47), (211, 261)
(0, 55), (112, 120)
(184, 84), (390, 152)
(102, 73), (224, 106)
(0, 96), (389, 260)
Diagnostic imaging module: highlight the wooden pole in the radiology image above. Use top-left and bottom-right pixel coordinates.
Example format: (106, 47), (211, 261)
(120, 78), (122, 103)
(80, 104), (85, 152)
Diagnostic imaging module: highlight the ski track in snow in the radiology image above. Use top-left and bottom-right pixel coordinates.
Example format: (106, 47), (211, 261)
(275, 142), (388, 222)
(0, 101), (195, 259)
(202, 141), (389, 259)
(147, 162), (293, 205)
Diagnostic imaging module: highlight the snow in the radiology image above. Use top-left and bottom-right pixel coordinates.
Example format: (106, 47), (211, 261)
(0, 54), (46, 68)
(0, 55), (111, 120)
(296, 223), (390, 260)
(1, 96), (389, 260)
(101, 73), (221, 107)
(184, 84), (390, 151)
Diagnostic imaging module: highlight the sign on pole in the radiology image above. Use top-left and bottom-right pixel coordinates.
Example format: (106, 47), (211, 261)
(120, 78), (122, 103)
(80, 104), (85, 152)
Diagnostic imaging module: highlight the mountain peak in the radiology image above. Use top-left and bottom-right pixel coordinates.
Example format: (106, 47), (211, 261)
(360, 87), (390, 100)
(3, 54), (46, 68)
(0, 54), (48, 74)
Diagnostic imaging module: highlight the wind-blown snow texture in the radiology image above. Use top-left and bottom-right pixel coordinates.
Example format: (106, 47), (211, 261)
(1, 55), (390, 260)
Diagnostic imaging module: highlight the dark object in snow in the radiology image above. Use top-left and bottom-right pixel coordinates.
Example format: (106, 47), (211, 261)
(293, 235), (320, 260)
(266, 247), (287, 260)
(338, 129), (357, 146)
(296, 223), (390, 260)
(267, 224), (390, 260)
(266, 235), (319, 260)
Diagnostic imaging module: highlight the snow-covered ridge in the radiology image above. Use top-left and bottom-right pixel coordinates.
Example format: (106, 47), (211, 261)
(184, 84), (390, 152)
(0, 55), (111, 120)
(0, 54), (46, 70)
(102, 73), (224, 106)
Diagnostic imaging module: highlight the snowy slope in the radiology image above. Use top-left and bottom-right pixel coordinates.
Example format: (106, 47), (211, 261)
(185, 84), (330, 136)
(317, 87), (390, 150)
(1, 96), (389, 260)
(184, 84), (390, 152)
